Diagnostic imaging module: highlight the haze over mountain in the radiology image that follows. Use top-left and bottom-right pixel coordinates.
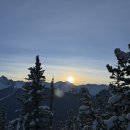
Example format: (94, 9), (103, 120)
(0, 76), (110, 122)
(0, 76), (108, 96)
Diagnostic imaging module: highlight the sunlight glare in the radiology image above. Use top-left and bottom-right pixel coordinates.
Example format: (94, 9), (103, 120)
(67, 76), (75, 83)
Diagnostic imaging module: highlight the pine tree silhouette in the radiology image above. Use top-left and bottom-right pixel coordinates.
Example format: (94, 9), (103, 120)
(11, 55), (52, 130)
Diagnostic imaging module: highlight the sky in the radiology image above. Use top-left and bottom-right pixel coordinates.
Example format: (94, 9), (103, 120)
(0, 0), (130, 85)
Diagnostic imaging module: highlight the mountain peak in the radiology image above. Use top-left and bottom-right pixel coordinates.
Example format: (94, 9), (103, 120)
(0, 76), (109, 95)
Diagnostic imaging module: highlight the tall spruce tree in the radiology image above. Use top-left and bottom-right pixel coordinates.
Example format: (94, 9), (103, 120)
(106, 46), (130, 130)
(11, 55), (52, 130)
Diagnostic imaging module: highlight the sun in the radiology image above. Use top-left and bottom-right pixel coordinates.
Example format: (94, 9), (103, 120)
(67, 76), (75, 83)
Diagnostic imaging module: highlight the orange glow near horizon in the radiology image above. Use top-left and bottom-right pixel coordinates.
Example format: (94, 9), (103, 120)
(0, 67), (109, 85)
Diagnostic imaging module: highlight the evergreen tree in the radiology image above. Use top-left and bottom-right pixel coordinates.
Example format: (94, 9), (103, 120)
(50, 77), (54, 130)
(106, 46), (130, 130)
(94, 93), (111, 120)
(78, 88), (106, 130)
(11, 55), (52, 130)
(78, 88), (94, 129)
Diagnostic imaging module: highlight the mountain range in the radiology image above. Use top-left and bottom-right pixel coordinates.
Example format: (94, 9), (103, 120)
(0, 76), (109, 95)
(0, 76), (110, 121)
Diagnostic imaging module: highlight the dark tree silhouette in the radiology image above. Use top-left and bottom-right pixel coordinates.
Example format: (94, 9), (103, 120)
(10, 55), (52, 130)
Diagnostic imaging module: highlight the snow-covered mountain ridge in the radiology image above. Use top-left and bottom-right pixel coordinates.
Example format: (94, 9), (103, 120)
(0, 76), (109, 96)
(0, 76), (14, 89)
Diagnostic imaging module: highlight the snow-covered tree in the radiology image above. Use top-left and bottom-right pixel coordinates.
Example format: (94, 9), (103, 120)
(10, 55), (52, 130)
(106, 46), (130, 130)
(94, 91), (111, 120)
(78, 88), (106, 130)
(78, 88), (94, 129)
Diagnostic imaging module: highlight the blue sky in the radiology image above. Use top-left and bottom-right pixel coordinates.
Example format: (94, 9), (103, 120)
(0, 0), (130, 84)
